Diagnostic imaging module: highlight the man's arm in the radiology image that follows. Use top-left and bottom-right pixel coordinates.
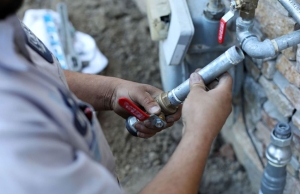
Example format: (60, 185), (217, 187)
(64, 70), (121, 111)
(141, 72), (233, 193)
(64, 70), (181, 138)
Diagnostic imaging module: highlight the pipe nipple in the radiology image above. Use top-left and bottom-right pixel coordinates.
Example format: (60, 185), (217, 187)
(274, 123), (291, 139)
(226, 46), (245, 64)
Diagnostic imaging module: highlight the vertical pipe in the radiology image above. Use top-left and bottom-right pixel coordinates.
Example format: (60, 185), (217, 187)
(259, 123), (293, 194)
(208, 0), (222, 10)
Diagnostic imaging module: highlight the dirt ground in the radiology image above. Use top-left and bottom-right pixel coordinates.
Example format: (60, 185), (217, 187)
(19, 0), (255, 193)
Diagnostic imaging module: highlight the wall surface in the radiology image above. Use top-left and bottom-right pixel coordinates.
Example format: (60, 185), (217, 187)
(222, 0), (300, 193)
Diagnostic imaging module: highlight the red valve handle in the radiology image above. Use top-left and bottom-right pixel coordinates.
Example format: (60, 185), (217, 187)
(218, 18), (227, 44)
(218, 11), (235, 44)
(118, 97), (150, 121)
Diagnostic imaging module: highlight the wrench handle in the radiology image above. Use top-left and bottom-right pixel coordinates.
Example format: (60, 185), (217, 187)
(118, 97), (150, 137)
(118, 97), (150, 121)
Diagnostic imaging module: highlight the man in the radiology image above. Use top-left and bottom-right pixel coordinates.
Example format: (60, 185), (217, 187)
(0, 0), (233, 193)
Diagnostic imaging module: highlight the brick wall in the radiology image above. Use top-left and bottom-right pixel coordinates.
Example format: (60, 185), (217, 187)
(224, 0), (300, 192)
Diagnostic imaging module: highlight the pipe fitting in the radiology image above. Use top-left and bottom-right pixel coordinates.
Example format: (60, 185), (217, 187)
(266, 123), (293, 166)
(236, 17), (300, 58)
(236, 17), (277, 58)
(266, 145), (292, 166)
(156, 92), (178, 115)
(242, 37), (277, 59)
(236, 17), (255, 42)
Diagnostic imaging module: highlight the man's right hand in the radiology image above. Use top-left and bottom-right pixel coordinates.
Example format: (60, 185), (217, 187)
(182, 72), (233, 142)
(141, 72), (233, 194)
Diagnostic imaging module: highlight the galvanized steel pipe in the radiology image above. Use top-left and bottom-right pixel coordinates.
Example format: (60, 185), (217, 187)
(278, 0), (300, 25)
(167, 46), (245, 106)
(274, 29), (300, 51)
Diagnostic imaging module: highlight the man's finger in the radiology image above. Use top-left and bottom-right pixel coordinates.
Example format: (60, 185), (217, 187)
(137, 132), (155, 139)
(207, 80), (219, 90)
(213, 72), (233, 92)
(142, 120), (164, 132)
(194, 68), (201, 73)
(143, 84), (163, 97)
(166, 105), (182, 123)
(131, 90), (161, 114)
(189, 73), (206, 91)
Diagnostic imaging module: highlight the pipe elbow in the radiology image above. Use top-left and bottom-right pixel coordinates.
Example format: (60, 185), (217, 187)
(241, 37), (276, 59)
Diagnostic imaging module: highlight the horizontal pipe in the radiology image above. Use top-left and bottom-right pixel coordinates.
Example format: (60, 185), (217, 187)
(167, 46), (245, 106)
(274, 30), (300, 51)
(278, 0), (300, 25)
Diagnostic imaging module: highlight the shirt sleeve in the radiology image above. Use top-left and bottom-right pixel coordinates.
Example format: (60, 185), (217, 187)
(0, 87), (123, 194)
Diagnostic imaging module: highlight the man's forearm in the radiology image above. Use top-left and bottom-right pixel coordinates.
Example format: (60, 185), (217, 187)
(141, 127), (214, 194)
(64, 70), (121, 111)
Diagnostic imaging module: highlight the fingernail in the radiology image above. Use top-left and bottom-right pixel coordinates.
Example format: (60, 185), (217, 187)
(190, 73), (201, 84)
(149, 106), (160, 114)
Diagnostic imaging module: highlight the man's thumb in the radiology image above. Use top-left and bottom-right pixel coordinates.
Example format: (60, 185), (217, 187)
(189, 73), (206, 90)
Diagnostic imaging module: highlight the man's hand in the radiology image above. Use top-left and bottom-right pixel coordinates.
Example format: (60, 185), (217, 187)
(111, 79), (181, 139)
(141, 72), (233, 194)
(64, 71), (181, 139)
(182, 72), (232, 141)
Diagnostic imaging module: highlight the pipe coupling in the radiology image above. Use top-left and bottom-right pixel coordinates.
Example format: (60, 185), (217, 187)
(156, 92), (178, 115)
(271, 123), (292, 147)
(225, 46), (245, 64)
(236, 17), (255, 42)
(266, 123), (293, 166)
